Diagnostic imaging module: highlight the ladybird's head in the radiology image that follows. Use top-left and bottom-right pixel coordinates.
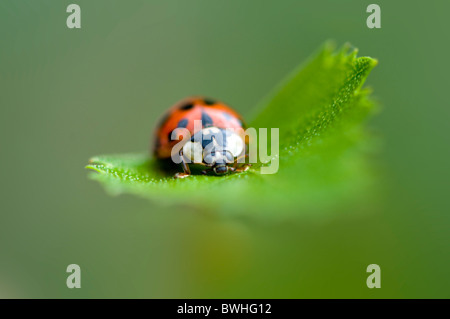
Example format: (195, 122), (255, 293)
(182, 127), (245, 175)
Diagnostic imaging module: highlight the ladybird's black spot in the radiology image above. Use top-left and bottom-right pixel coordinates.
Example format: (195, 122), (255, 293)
(201, 111), (213, 127)
(177, 119), (188, 128)
(203, 98), (216, 105)
(179, 103), (194, 110)
(201, 129), (227, 149)
(202, 137), (211, 149)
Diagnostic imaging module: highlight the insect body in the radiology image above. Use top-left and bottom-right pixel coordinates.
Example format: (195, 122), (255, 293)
(153, 97), (249, 178)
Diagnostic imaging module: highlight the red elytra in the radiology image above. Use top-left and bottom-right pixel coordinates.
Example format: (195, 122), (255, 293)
(153, 96), (246, 159)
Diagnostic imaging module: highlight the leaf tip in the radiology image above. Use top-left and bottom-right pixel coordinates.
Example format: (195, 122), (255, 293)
(85, 164), (103, 174)
(370, 57), (379, 67)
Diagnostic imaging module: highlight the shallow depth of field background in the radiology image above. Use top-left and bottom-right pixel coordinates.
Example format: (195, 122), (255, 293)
(0, 0), (448, 298)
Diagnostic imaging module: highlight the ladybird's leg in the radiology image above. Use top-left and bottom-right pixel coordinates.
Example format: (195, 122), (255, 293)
(235, 165), (251, 172)
(233, 154), (249, 168)
(232, 154), (251, 172)
(174, 149), (191, 179)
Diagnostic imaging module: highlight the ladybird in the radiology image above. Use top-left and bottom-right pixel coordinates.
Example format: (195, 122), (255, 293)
(153, 97), (249, 178)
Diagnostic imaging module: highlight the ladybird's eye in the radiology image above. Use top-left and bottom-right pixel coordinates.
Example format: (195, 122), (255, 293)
(225, 132), (244, 157)
(182, 141), (203, 163)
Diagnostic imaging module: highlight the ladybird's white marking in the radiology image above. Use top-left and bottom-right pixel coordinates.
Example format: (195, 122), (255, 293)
(225, 132), (244, 157)
(212, 137), (221, 148)
(183, 141), (203, 163)
(203, 153), (214, 165)
(202, 127), (221, 135)
(223, 150), (234, 163)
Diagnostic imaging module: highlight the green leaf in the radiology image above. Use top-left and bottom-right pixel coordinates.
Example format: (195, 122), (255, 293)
(86, 43), (379, 219)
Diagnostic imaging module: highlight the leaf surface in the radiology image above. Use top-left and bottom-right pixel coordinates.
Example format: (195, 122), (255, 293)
(86, 43), (378, 219)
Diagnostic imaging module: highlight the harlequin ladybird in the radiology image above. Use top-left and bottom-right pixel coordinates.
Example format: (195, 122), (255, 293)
(153, 97), (249, 178)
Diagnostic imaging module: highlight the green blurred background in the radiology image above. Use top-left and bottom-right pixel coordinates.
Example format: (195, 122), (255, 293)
(0, 0), (448, 298)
